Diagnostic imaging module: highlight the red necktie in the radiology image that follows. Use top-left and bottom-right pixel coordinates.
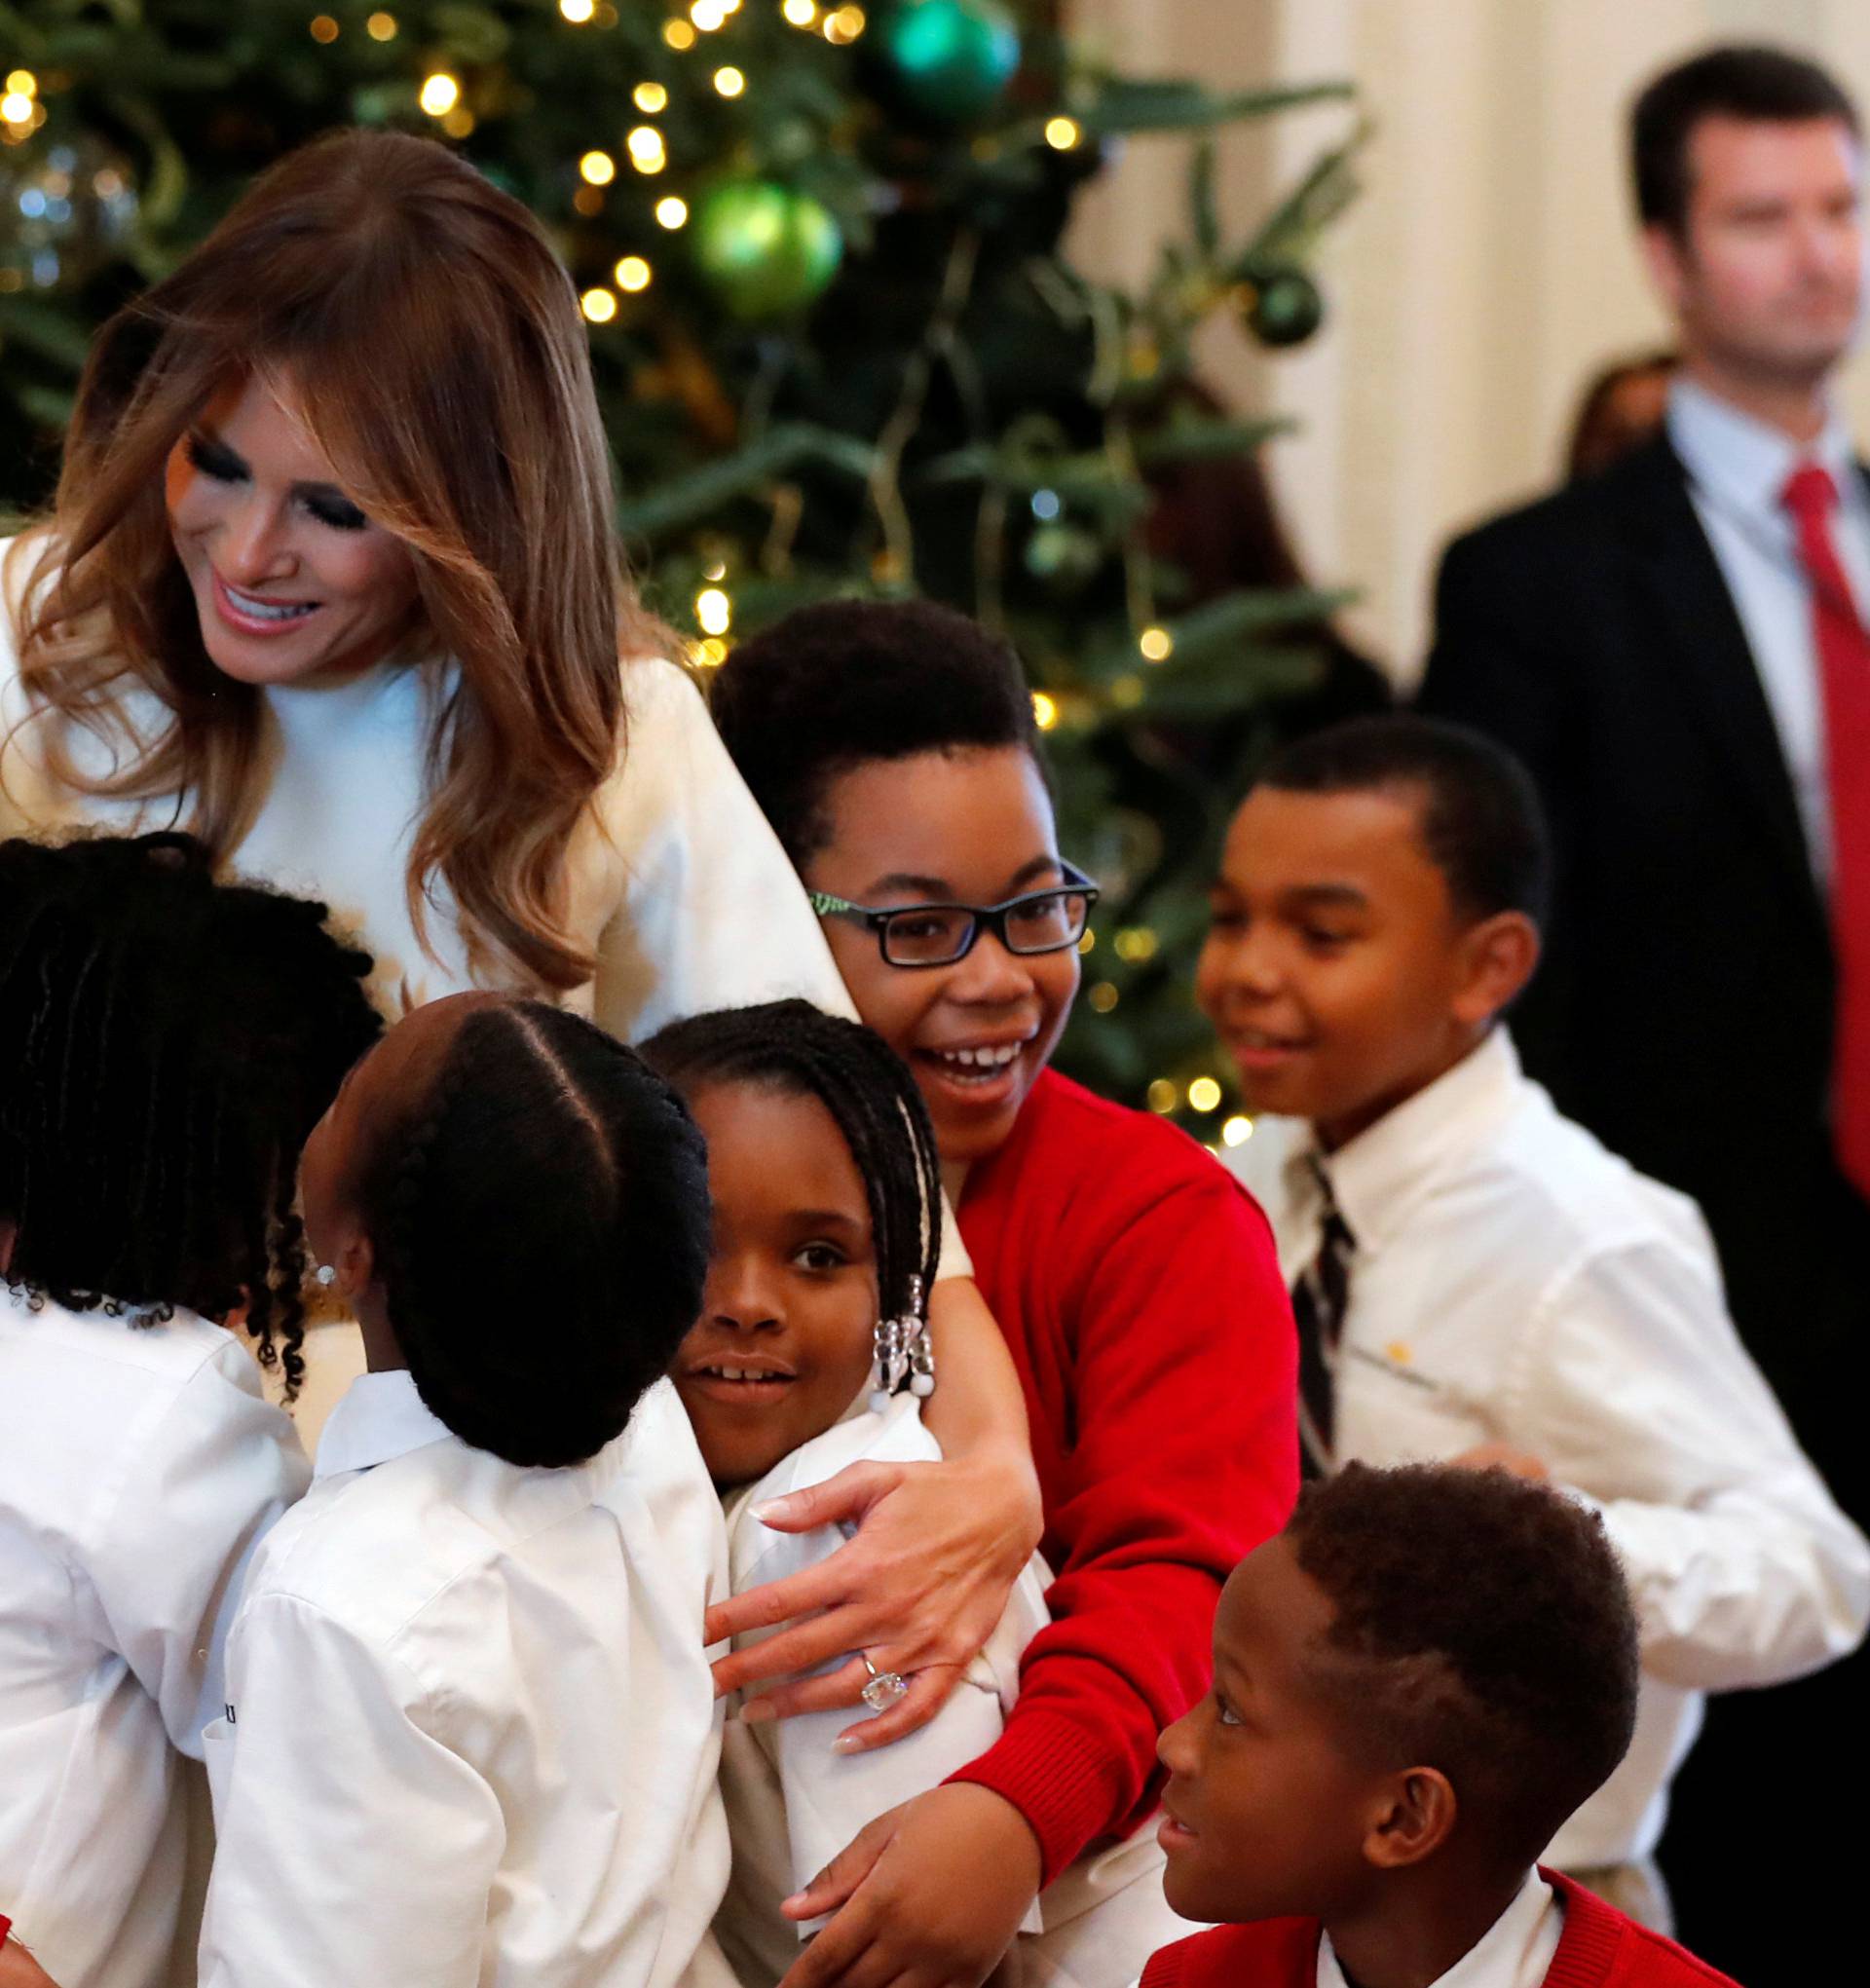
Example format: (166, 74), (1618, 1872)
(1782, 462), (1870, 1199)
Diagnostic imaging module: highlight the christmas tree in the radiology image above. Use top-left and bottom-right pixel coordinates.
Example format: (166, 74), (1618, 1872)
(0, 0), (1362, 1137)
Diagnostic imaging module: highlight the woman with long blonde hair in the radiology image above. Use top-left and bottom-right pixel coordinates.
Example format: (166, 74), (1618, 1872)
(0, 128), (1036, 1919)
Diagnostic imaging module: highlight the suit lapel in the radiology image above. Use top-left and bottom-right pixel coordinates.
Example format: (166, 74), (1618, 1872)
(1622, 438), (1821, 916)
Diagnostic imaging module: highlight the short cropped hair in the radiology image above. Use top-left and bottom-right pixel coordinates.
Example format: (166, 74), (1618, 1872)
(1632, 44), (1859, 236)
(1254, 714), (1551, 926)
(709, 598), (1041, 865)
(1289, 1463), (1640, 1864)
(355, 999), (710, 1468)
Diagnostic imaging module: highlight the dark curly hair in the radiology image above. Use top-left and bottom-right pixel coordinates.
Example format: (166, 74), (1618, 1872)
(0, 831), (382, 1400)
(641, 998), (941, 1353)
(708, 598), (1042, 866)
(1257, 714), (1551, 927)
(1288, 1461), (1640, 1863)
(355, 998), (710, 1468)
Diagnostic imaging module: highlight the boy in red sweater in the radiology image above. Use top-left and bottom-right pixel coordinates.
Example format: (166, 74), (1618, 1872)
(708, 600), (1297, 1988)
(1148, 1463), (1739, 1988)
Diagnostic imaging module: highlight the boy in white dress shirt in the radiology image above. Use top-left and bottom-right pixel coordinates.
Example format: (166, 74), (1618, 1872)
(646, 1000), (1181, 1988)
(198, 992), (735, 1988)
(1195, 715), (1869, 1927)
(1144, 1463), (1739, 1988)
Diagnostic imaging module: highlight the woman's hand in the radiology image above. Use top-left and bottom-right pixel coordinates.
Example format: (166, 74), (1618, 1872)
(704, 1444), (1041, 1750)
(776, 1784), (1042, 1988)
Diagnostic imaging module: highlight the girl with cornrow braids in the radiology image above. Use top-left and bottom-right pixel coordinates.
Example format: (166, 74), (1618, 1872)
(0, 830), (381, 1988)
(200, 991), (732, 1988)
(645, 1000), (1171, 1988)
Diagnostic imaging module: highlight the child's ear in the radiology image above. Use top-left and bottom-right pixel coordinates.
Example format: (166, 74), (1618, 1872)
(1450, 911), (1540, 1027)
(1363, 1766), (1459, 1870)
(330, 1223), (377, 1305)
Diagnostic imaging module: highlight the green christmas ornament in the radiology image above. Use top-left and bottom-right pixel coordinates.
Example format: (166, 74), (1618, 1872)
(875, 0), (1022, 126)
(1246, 268), (1325, 349)
(692, 179), (843, 322)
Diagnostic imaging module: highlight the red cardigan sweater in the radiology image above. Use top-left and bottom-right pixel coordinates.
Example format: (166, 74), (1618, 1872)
(948, 1070), (1298, 1883)
(1139, 1873), (1742, 1988)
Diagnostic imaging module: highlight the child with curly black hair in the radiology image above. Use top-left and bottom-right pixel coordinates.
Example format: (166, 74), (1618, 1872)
(1146, 1462), (1739, 1988)
(0, 830), (381, 1988)
(647, 999), (1166, 1988)
(198, 991), (731, 1988)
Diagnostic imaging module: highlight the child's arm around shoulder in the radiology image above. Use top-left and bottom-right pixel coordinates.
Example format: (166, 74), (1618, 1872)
(198, 1584), (502, 1987)
(1502, 1224), (1870, 1690)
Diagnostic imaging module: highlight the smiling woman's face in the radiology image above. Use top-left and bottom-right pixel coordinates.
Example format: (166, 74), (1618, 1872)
(164, 370), (422, 688)
(803, 746), (1079, 1169)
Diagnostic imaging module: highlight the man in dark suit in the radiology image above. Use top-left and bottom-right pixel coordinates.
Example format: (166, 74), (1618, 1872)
(1420, 46), (1869, 1971)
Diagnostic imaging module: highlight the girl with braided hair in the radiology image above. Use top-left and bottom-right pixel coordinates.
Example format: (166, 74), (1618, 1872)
(0, 830), (381, 1988)
(199, 991), (731, 1988)
(645, 999), (1180, 1988)
(0, 127), (1039, 1738)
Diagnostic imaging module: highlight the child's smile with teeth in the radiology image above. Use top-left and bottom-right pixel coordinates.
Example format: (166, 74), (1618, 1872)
(928, 1040), (1025, 1078)
(803, 748), (1080, 1167)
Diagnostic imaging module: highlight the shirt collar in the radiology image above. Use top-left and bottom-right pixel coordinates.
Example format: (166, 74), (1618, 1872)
(1316, 1872), (1556, 1988)
(314, 1368), (455, 1480)
(1666, 372), (1857, 519)
(1285, 1029), (1524, 1252)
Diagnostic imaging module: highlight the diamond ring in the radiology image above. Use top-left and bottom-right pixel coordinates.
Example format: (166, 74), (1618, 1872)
(859, 1651), (909, 1713)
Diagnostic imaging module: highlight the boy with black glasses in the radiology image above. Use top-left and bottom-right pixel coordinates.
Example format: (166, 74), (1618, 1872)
(707, 599), (1297, 1988)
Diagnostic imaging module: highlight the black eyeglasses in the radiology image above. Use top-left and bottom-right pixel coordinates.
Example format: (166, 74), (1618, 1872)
(808, 863), (1100, 968)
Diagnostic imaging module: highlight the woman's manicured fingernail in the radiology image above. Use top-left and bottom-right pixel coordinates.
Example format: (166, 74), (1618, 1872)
(739, 1699), (775, 1723)
(832, 1734), (863, 1754)
(749, 1500), (780, 1522)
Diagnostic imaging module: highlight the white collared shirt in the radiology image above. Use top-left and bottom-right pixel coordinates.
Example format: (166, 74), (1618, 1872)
(1230, 1030), (1870, 1868)
(1317, 1872), (1560, 1988)
(198, 1371), (735, 1988)
(1667, 374), (1870, 889)
(717, 1394), (1047, 1986)
(0, 1291), (308, 1988)
(716, 1393), (1178, 1988)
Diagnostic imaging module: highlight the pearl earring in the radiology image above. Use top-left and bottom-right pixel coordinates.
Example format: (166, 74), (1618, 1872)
(314, 1263), (338, 1289)
(869, 1275), (933, 1412)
